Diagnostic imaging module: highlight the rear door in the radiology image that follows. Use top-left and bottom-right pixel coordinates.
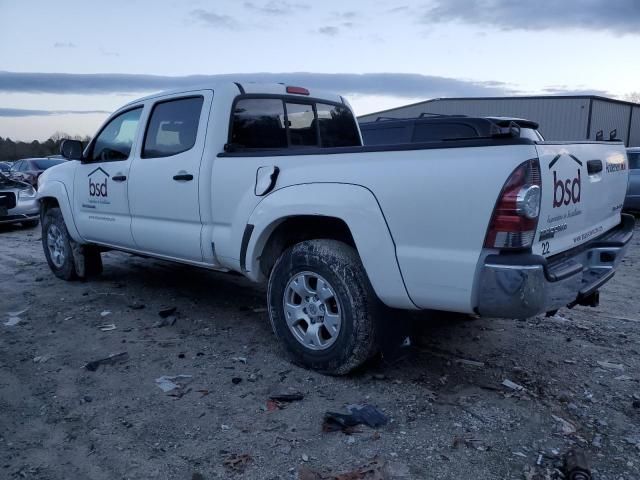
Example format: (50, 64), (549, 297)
(533, 142), (629, 257)
(128, 91), (211, 262)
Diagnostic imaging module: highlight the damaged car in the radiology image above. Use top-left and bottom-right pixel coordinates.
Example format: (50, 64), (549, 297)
(0, 171), (39, 227)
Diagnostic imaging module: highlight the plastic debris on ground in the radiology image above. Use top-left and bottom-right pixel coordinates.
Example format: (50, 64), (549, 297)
(158, 306), (177, 318)
(298, 457), (387, 480)
(4, 307), (29, 326)
(99, 324), (116, 331)
(154, 374), (193, 393)
(84, 352), (129, 372)
(323, 404), (388, 433)
(223, 453), (251, 473)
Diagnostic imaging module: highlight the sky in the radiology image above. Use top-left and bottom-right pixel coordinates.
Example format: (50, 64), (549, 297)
(0, 0), (639, 141)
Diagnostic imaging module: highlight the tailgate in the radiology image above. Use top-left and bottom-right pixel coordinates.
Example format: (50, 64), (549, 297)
(533, 142), (628, 257)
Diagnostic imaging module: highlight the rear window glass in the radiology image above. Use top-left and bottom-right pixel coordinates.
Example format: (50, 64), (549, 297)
(361, 125), (410, 145)
(628, 152), (640, 169)
(286, 102), (318, 147)
(230, 98), (361, 150)
(519, 128), (544, 141)
(412, 123), (478, 142)
(143, 97), (203, 158)
(316, 103), (361, 147)
(231, 99), (287, 149)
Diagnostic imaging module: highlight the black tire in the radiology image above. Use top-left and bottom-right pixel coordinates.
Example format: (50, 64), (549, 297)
(42, 207), (78, 281)
(22, 218), (39, 228)
(267, 239), (382, 375)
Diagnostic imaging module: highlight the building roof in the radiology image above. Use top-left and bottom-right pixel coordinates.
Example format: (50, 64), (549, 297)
(359, 95), (640, 120)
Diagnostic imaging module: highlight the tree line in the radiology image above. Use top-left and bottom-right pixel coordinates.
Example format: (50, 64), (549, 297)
(0, 132), (90, 162)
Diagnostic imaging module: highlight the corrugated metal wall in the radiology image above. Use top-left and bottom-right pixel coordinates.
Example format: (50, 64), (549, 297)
(358, 96), (640, 147)
(629, 106), (640, 147)
(589, 99), (631, 144)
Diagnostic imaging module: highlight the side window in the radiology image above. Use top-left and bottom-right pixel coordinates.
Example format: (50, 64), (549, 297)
(316, 103), (361, 147)
(90, 107), (143, 162)
(231, 99), (287, 149)
(285, 102), (318, 147)
(142, 97), (204, 158)
(628, 153), (640, 170)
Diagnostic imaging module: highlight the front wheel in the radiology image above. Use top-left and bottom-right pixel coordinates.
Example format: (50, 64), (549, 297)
(42, 207), (77, 280)
(267, 239), (382, 375)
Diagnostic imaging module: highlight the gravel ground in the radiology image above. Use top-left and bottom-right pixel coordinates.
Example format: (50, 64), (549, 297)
(1, 220), (639, 480)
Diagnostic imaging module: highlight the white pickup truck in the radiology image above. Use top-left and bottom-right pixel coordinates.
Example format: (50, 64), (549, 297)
(37, 82), (634, 374)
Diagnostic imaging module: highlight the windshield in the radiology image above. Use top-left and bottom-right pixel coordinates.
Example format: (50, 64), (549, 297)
(31, 159), (65, 170)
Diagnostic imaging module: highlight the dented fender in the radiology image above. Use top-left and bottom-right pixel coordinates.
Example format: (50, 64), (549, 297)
(245, 183), (416, 309)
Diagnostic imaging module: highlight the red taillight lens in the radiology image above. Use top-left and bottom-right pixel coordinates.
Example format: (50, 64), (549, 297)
(286, 86), (310, 95)
(484, 159), (541, 249)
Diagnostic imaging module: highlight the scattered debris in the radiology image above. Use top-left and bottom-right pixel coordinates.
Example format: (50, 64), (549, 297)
(153, 316), (177, 328)
(99, 324), (116, 331)
(269, 392), (304, 402)
(301, 453), (309, 462)
(501, 379), (525, 391)
(252, 307), (267, 313)
(154, 374), (193, 393)
(33, 355), (52, 363)
(552, 415), (577, 436)
(231, 356), (247, 364)
(223, 453), (251, 473)
(452, 434), (486, 451)
(232, 377), (242, 385)
(596, 360), (625, 371)
(128, 302), (145, 310)
(614, 375), (633, 381)
(100, 310), (111, 317)
(298, 457), (386, 480)
(84, 352), (129, 372)
(456, 358), (485, 367)
(196, 389), (210, 397)
(158, 306), (177, 318)
(563, 449), (592, 480)
(4, 308), (28, 326)
(323, 405), (388, 433)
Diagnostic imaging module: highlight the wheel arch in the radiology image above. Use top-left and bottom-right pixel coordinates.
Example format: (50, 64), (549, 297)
(244, 183), (416, 309)
(37, 181), (83, 242)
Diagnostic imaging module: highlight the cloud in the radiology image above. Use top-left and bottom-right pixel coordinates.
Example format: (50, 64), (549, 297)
(317, 26), (340, 36)
(243, 1), (309, 15)
(421, 0), (640, 34)
(0, 108), (110, 118)
(53, 42), (76, 48)
(0, 70), (516, 99)
(190, 9), (237, 28)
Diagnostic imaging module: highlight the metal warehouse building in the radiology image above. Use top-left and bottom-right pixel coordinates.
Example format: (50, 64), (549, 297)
(358, 96), (640, 147)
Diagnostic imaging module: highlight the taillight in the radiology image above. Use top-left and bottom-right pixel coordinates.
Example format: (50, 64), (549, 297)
(484, 159), (541, 249)
(286, 86), (310, 95)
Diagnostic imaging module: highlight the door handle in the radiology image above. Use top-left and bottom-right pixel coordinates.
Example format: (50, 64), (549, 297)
(112, 175), (127, 182)
(587, 160), (603, 175)
(173, 173), (194, 182)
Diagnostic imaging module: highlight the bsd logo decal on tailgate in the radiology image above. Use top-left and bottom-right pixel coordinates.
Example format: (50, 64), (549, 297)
(550, 154), (582, 208)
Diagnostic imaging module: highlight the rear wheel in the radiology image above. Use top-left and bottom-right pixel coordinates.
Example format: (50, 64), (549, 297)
(267, 239), (382, 375)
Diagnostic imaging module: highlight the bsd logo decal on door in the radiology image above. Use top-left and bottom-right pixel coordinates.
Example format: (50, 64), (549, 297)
(550, 154), (582, 208)
(88, 167), (109, 197)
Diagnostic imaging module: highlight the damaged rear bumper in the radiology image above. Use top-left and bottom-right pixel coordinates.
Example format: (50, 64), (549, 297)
(476, 214), (635, 319)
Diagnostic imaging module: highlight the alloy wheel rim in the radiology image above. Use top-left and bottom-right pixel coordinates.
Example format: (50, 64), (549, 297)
(47, 224), (66, 268)
(283, 271), (342, 351)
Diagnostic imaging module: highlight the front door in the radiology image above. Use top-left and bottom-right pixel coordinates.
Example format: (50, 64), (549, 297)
(128, 92), (211, 262)
(73, 106), (144, 248)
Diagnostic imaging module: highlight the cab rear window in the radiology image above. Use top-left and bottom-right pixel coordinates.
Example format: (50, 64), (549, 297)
(230, 97), (361, 150)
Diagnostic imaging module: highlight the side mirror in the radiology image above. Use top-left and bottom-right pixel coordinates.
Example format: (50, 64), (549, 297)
(60, 139), (84, 160)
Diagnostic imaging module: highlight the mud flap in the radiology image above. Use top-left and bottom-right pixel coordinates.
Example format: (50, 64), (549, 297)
(70, 241), (103, 279)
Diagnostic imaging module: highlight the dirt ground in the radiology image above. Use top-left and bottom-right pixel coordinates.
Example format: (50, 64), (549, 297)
(1, 220), (640, 480)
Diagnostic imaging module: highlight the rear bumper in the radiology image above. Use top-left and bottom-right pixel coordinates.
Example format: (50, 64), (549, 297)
(476, 214), (635, 318)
